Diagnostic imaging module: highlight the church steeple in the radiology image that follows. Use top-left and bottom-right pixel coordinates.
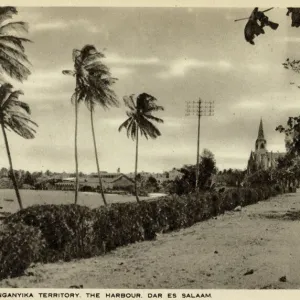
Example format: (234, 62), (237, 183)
(257, 118), (265, 139)
(255, 118), (267, 153)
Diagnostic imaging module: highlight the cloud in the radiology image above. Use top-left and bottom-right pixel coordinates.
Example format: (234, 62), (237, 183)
(279, 36), (300, 43)
(157, 58), (233, 78)
(234, 100), (267, 110)
(31, 19), (101, 34)
(104, 53), (160, 66)
(246, 63), (270, 72)
(110, 67), (135, 76)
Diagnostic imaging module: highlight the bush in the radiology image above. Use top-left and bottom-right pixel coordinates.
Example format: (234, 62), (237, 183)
(2, 184), (283, 279)
(93, 201), (158, 253)
(0, 222), (45, 280)
(5, 204), (99, 262)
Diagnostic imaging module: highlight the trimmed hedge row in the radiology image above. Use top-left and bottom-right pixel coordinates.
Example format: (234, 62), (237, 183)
(1, 185), (284, 280)
(0, 222), (45, 280)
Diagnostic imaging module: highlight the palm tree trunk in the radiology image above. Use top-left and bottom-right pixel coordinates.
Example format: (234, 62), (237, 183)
(90, 108), (107, 206)
(135, 126), (140, 203)
(74, 78), (79, 204)
(1, 122), (23, 210)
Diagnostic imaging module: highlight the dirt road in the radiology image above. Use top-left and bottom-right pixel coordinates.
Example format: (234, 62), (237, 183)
(1, 191), (300, 289)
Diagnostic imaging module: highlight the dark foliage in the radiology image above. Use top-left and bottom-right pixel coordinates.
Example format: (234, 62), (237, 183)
(5, 204), (99, 262)
(0, 222), (45, 280)
(1, 184), (283, 280)
(276, 116), (300, 156)
(168, 150), (217, 195)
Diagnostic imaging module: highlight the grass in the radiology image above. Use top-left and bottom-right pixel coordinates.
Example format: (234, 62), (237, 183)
(0, 189), (151, 214)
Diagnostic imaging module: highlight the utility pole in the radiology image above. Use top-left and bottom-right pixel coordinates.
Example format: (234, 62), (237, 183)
(186, 98), (214, 190)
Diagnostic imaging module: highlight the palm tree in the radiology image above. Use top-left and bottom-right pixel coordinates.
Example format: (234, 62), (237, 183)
(0, 83), (37, 209)
(63, 45), (118, 205)
(118, 93), (164, 202)
(0, 6), (31, 82)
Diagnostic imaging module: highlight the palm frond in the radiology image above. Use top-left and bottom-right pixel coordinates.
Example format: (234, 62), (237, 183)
(80, 45), (98, 60)
(0, 43), (30, 64)
(118, 117), (132, 132)
(1, 89), (24, 111)
(123, 94), (136, 111)
(146, 105), (164, 113)
(126, 119), (135, 139)
(0, 36), (32, 52)
(71, 92), (77, 105)
(0, 50), (31, 81)
(83, 53), (106, 68)
(0, 82), (12, 106)
(72, 49), (81, 63)
(144, 114), (164, 123)
(0, 21), (28, 34)
(119, 92), (164, 141)
(6, 116), (36, 139)
(0, 83), (37, 139)
(131, 120), (137, 140)
(138, 115), (161, 139)
(85, 62), (111, 74)
(9, 113), (38, 127)
(7, 100), (30, 114)
(136, 93), (157, 110)
(62, 69), (75, 76)
(0, 7), (17, 24)
(87, 77), (119, 108)
(67, 44), (119, 114)
(139, 126), (149, 139)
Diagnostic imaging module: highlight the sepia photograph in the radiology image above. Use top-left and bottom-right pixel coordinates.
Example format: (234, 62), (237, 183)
(1, 2), (300, 293)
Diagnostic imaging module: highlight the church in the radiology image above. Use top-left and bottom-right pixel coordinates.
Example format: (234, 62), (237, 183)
(247, 119), (285, 174)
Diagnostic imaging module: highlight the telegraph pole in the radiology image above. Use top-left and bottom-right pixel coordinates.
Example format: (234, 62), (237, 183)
(186, 98), (214, 190)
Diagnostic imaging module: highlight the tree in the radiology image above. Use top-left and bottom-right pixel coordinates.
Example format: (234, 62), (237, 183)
(276, 59), (300, 156)
(0, 7), (31, 82)
(63, 45), (118, 205)
(198, 149), (217, 189)
(168, 150), (217, 195)
(71, 45), (118, 206)
(23, 170), (35, 186)
(0, 83), (37, 209)
(144, 176), (159, 193)
(118, 93), (164, 202)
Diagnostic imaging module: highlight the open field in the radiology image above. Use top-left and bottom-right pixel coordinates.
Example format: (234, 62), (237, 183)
(0, 189), (164, 214)
(1, 190), (300, 289)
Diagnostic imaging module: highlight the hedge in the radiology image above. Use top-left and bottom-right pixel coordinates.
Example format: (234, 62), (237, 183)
(0, 185), (285, 280)
(0, 222), (45, 280)
(5, 204), (99, 262)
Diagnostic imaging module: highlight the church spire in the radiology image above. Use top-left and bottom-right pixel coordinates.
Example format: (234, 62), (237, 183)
(257, 118), (265, 140)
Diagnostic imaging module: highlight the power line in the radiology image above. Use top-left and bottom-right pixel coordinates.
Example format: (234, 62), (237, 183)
(185, 98), (214, 190)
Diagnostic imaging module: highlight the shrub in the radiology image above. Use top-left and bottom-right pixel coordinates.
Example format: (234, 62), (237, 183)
(0, 222), (45, 280)
(5, 204), (99, 262)
(3, 184), (283, 278)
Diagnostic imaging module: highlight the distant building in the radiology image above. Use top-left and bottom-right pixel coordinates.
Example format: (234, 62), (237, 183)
(167, 168), (184, 181)
(55, 173), (134, 192)
(247, 119), (285, 174)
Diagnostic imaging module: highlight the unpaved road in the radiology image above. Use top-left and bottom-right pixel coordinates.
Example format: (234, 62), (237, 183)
(1, 191), (300, 289)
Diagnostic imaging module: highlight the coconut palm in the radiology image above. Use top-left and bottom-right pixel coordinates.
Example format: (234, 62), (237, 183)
(118, 93), (164, 202)
(63, 45), (118, 205)
(0, 83), (37, 209)
(77, 50), (118, 206)
(0, 6), (31, 82)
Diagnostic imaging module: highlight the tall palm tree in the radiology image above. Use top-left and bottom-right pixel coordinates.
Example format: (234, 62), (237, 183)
(0, 83), (37, 209)
(63, 45), (118, 205)
(0, 6), (31, 82)
(118, 93), (164, 202)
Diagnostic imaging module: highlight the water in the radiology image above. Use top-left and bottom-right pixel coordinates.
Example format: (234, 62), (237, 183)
(0, 189), (161, 214)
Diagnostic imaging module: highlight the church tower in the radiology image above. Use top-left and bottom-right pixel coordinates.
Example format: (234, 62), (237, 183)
(255, 118), (267, 154)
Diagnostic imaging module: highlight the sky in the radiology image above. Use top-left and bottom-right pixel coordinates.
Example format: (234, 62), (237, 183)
(0, 6), (299, 174)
